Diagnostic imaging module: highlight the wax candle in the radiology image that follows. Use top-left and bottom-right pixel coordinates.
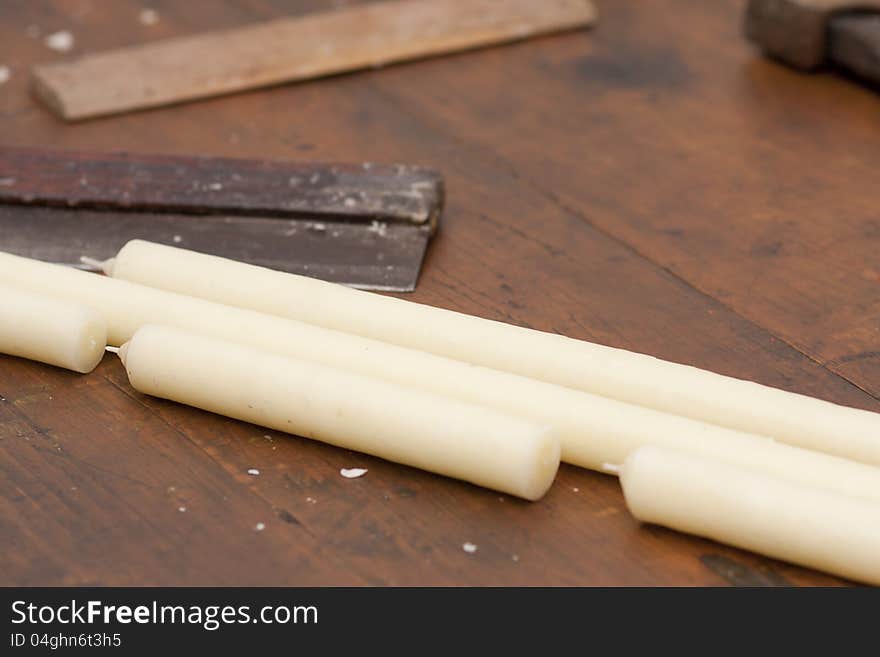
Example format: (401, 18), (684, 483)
(0, 284), (106, 373)
(3, 251), (880, 504)
(619, 446), (880, 586)
(118, 324), (560, 500)
(104, 240), (880, 466)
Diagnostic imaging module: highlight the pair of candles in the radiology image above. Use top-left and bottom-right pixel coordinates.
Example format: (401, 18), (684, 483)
(1, 241), (879, 583)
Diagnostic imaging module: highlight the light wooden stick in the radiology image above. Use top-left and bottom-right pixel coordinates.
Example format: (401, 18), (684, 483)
(31, 0), (596, 121)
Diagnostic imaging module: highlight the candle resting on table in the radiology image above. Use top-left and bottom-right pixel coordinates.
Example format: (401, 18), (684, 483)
(4, 250), (880, 503)
(0, 284), (106, 373)
(118, 324), (561, 501)
(619, 446), (880, 586)
(105, 240), (880, 466)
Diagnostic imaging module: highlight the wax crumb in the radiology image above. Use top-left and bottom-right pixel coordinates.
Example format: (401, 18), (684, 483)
(45, 30), (74, 52)
(512, 554), (520, 562)
(172, 235), (183, 243)
(0, 66), (10, 85)
(462, 542), (478, 554)
(572, 487), (579, 492)
(254, 522), (266, 532)
(340, 468), (368, 479)
(139, 8), (159, 25)
(247, 468), (260, 476)
(306, 496), (317, 504)
(343, 197), (357, 208)
(368, 220), (387, 236)
(207, 182), (223, 190)
(178, 506), (186, 512)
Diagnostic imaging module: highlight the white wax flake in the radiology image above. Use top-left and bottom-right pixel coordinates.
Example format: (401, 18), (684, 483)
(462, 542), (478, 554)
(207, 182), (223, 190)
(306, 496), (317, 504)
(0, 66), (10, 85)
(512, 554), (520, 562)
(343, 197), (357, 208)
(247, 468), (260, 476)
(572, 487), (580, 493)
(340, 468), (368, 479)
(172, 234), (183, 243)
(254, 522), (266, 532)
(368, 220), (387, 237)
(45, 30), (74, 53)
(178, 506), (187, 512)
(139, 8), (159, 25)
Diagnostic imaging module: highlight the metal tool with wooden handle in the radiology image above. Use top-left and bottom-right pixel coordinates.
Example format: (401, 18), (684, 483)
(745, 0), (880, 85)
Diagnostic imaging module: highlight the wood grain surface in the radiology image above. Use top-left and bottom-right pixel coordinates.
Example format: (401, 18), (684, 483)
(1, 0), (878, 586)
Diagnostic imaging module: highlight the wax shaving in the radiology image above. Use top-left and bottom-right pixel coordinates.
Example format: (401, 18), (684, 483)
(139, 8), (159, 25)
(247, 468), (260, 476)
(254, 522), (266, 532)
(462, 542), (478, 554)
(45, 30), (74, 53)
(340, 468), (368, 479)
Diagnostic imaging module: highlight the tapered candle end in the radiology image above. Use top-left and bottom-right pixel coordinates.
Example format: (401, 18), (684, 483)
(79, 255), (115, 275)
(116, 342), (130, 366)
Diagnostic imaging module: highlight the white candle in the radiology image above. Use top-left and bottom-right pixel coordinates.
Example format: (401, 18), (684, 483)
(619, 446), (880, 586)
(3, 251), (880, 505)
(104, 240), (880, 466)
(0, 284), (106, 373)
(118, 324), (560, 500)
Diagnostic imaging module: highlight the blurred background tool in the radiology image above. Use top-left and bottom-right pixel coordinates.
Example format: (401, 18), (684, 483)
(746, 0), (880, 86)
(31, 0), (597, 121)
(0, 147), (443, 292)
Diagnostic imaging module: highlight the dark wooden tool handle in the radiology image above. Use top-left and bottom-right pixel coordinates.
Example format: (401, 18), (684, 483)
(829, 13), (880, 85)
(0, 147), (444, 227)
(745, 0), (880, 69)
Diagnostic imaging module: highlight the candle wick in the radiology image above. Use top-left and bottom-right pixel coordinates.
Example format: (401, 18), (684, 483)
(79, 255), (113, 275)
(601, 462), (622, 475)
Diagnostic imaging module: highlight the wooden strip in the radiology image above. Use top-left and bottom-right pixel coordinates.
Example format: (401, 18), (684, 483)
(30, 0), (597, 121)
(0, 147), (444, 226)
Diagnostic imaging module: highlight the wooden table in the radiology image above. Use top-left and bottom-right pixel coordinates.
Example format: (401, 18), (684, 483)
(1, 0), (877, 587)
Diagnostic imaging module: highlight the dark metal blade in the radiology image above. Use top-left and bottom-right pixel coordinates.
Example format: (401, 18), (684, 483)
(0, 206), (431, 292)
(0, 147), (443, 292)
